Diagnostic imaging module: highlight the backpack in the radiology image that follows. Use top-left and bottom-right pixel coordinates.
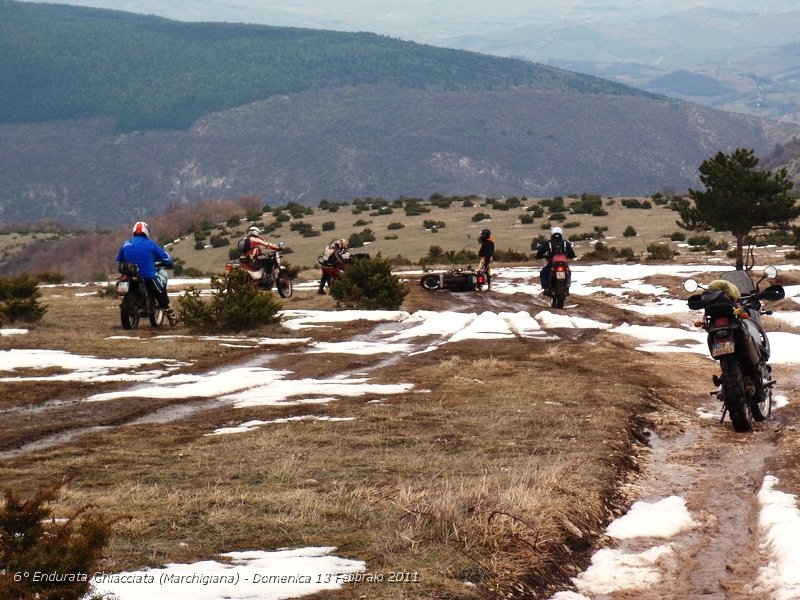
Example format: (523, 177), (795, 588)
(237, 237), (251, 253)
(549, 238), (566, 255)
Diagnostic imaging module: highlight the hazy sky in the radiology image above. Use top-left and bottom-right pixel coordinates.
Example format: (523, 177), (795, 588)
(17, 0), (800, 42)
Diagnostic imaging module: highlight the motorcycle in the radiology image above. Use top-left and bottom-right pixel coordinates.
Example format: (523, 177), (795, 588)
(420, 266), (488, 292)
(319, 252), (370, 293)
(546, 253), (572, 309)
(227, 242), (292, 298)
(684, 266), (785, 432)
(116, 262), (167, 330)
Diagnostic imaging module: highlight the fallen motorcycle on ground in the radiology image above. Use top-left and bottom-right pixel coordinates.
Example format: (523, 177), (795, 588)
(419, 267), (487, 292)
(684, 266), (785, 432)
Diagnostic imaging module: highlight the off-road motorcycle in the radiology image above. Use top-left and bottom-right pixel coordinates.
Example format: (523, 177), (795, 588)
(420, 266), (488, 292)
(545, 253), (572, 309)
(319, 252), (370, 293)
(684, 266), (785, 432)
(227, 242), (292, 298)
(116, 262), (166, 330)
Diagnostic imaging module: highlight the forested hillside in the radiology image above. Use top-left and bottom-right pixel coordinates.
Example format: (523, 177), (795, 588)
(0, 0), (645, 133)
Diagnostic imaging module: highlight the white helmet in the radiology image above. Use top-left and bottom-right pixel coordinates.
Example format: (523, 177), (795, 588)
(247, 226), (261, 236)
(550, 226), (563, 238)
(132, 221), (150, 238)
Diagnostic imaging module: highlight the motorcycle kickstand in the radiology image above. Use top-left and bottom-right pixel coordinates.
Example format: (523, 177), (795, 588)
(709, 388), (726, 423)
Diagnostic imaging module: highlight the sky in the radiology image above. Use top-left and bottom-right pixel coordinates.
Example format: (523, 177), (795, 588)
(3, 261), (800, 598)
(17, 0), (800, 39)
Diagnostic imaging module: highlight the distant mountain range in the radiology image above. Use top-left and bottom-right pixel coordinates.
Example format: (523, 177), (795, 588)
(1, 0), (798, 228)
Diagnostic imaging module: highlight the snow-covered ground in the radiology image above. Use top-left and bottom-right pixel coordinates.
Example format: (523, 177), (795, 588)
(4, 263), (800, 599)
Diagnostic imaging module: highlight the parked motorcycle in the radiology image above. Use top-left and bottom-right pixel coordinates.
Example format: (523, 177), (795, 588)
(684, 266), (785, 432)
(116, 262), (166, 330)
(227, 242), (292, 298)
(546, 253), (572, 309)
(420, 267), (488, 292)
(319, 252), (370, 293)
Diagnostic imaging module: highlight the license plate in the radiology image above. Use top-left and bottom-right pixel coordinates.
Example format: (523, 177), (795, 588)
(116, 280), (129, 295)
(556, 271), (566, 279)
(711, 338), (734, 357)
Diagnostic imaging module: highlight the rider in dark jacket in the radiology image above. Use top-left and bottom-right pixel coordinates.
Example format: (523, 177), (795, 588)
(536, 226), (576, 295)
(477, 228), (495, 290)
(318, 238), (350, 294)
(116, 221), (177, 325)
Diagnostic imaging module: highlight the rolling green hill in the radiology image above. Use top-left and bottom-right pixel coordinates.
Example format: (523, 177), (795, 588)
(0, 0), (644, 133)
(0, 1), (797, 228)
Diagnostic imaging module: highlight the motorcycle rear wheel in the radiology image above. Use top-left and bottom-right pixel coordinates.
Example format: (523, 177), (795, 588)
(720, 357), (752, 432)
(420, 274), (441, 290)
(277, 272), (293, 298)
(120, 295), (140, 330)
(552, 280), (567, 309)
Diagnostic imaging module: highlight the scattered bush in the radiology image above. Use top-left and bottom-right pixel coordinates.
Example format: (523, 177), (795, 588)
(387, 222), (405, 230)
(669, 231), (686, 242)
(226, 215), (241, 227)
(548, 212), (566, 221)
(423, 220), (446, 230)
(321, 221), (336, 231)
(646, 243), (677, 261)
(209, 235), (229, 248)
(519, 214), (534, 224)
(0, 477), (118, 600)
(348, 229), (376, 248)
(353, 219), (371, 227)
(331, 254), (408, 310)
(176, 269), (282, 331)
(194, 240), (205, 250)
(0, 274), (47, 326)
(623, 225), (637, 237)
(582, 242), (638, 262)
(35, 272), (65, 284)
(471, 213), (491, 222)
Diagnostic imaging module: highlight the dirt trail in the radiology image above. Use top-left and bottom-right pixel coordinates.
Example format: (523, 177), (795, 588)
(577, 354), (798, 600)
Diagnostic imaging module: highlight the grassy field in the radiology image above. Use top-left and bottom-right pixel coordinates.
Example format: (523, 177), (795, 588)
(167, 196), (709, 276)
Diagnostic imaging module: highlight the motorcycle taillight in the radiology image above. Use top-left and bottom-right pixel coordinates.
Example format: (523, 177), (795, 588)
(713, 316), (730, 328)
(555, 264), (566, 272)
(225, 264), (232, 272)
(476, 273), (486, 284)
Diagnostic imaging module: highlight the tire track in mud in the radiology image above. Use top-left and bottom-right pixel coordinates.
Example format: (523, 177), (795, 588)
(564, 354), (798, 600)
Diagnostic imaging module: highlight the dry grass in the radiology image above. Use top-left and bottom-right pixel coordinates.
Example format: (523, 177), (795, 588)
(0, 284), (692, 599)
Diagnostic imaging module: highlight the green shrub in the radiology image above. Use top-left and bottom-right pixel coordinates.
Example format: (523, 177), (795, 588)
(194, 240), (205, 250)
(471, 212), (491, 222)
(176, 269), (281, 331)
(548, 212), (566, 221)
(331, 254), (408, 310)
(226, 215), (241, 227)
(423, 220), (446, 230)
(0, 274), (47, 325)
(353, 219), (372, 227)
(322, 221), (336, 231)
(646, 243), (677, 261)
(0, 478), (117, 600)
(623, 225), (637, 237)
(387, 222), (405, 230)
(209, 235), (229, 248)
(669, 231), (686, 242)
(35, 272), (65, 284)
(519, 214), (534, 224)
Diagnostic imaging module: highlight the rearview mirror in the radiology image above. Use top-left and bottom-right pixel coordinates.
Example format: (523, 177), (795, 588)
(760, 284), (785, 302)
(683, 279), (699, 293)
(763, 265), (778, 280)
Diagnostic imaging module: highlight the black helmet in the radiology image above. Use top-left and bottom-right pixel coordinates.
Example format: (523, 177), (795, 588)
(479, 228), (491, 240)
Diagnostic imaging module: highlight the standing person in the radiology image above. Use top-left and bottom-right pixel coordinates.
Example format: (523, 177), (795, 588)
(116, 221), (177, 326)
(239, 226), (282, 270)
(477, 228), (495, 290)
(317, 238), (350, 294)
(536, 226), (576, 295)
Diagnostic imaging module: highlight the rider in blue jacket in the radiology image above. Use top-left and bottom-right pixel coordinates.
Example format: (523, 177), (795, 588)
(116, 221), (177, 326)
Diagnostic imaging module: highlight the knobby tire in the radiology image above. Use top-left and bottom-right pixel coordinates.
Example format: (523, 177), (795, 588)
(720, 357), (752, 432)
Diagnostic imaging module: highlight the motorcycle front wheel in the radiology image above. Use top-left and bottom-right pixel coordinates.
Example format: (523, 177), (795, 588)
(420, 274), (441, 290)
(120, 295), (140, 330)
(751, 366), (773, 422)
(277, 272), (293, 298)
(720, 357), (752, 432)
(148, 298), (164, 328)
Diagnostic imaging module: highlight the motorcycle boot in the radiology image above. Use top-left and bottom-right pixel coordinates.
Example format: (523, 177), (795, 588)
(164, 306), (178, 327)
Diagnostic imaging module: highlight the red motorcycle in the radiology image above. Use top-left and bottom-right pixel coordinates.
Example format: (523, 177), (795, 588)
(547, 253), (571, 309)
(318, 252), (370, 293)
(226, 243), (292, 298)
